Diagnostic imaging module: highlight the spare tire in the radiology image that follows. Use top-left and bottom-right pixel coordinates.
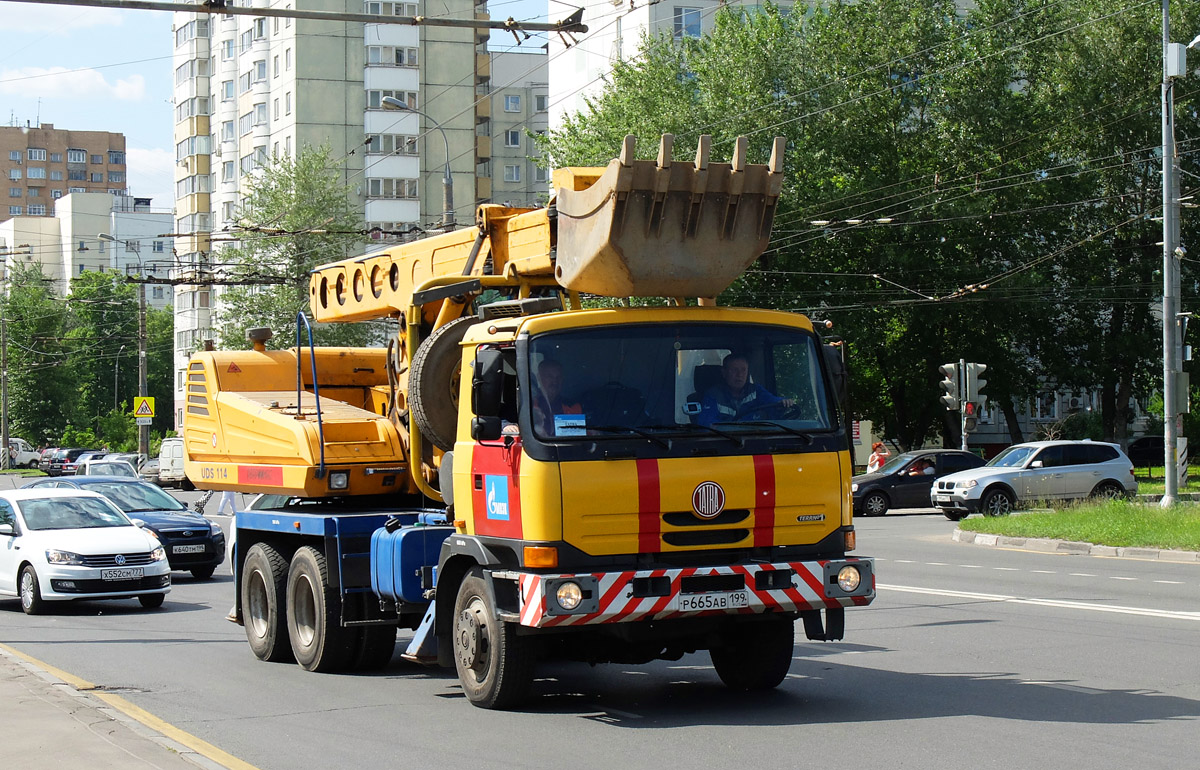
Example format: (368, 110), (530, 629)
(410, 316), (477, 451)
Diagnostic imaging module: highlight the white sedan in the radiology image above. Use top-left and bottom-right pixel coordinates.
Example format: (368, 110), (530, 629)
(0, 489), (171, 614)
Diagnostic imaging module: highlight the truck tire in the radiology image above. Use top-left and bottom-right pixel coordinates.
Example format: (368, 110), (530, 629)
(410, 316), (476, 451)
(452, 567), (535, 709)
(709, 619), (795, 691)
(353, 625), (397, 671)
(242, 543), (293, 663)
(286, 546), (357, 672)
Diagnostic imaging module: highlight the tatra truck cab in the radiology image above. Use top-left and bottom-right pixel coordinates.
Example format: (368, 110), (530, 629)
(184, 135), (875, 708)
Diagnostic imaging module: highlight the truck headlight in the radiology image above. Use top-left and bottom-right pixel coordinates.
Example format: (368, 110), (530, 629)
(837, 565), (861, 592)
(555, 581), (583, 611)
(329, 471), (349, 490)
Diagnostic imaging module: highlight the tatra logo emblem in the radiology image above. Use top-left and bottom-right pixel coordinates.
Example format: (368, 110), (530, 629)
(115, 554), (127, 566)
(691, 481), (725, 520)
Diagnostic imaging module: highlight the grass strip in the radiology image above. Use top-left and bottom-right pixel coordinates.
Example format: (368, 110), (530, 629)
(959, 500), (1200, 551)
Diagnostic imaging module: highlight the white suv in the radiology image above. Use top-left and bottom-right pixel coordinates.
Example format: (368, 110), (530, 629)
(932, 440), (1137, 520)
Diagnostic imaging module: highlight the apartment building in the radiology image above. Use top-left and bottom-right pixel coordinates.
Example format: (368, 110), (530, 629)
(488, 49), (548, 209)
(169, 0), (487, 429)
(547, 2), (790, 129)
(1, 123), (128, 218)
(0, 192), (172, 310)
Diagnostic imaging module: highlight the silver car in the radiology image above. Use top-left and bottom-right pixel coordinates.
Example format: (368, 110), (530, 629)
(932, 440), (1138, 520)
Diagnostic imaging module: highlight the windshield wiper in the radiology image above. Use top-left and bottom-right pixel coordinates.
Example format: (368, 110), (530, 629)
(641, 422), (745, 447)
(713, 421), (814, 443)
(587, 425), (672, 449)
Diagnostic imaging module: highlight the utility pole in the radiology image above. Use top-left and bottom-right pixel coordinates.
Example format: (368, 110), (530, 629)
(1162, 1), (1182, 506)
(138, 281), (148, 460)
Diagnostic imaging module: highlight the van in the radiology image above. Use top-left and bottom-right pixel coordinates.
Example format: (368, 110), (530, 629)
(6, 438), (41, 469)
(157, 438), (193, 489)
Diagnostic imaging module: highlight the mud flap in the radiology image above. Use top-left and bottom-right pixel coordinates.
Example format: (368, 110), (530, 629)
(801, 607), (845, 641)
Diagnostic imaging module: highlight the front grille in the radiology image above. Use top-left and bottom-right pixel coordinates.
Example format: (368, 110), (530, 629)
(50, 574), (170, 593)
(77, 552), (156, 567)
(662, 528), (749, 547)
(663, 509), (750, 527)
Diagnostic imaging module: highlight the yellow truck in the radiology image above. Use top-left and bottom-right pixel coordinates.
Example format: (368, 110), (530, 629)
(184, 135), (875, 708)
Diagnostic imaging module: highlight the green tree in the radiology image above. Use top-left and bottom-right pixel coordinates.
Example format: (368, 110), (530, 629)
(146, 304), (174, 435)
(215, 145), (381, 350)
(66, 269), (140, 432)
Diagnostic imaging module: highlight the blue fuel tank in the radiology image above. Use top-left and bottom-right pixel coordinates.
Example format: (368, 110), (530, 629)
(370, 525), (456, 604)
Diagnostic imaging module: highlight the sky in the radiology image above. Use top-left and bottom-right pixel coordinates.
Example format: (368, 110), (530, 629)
(0, 0), (555, 215)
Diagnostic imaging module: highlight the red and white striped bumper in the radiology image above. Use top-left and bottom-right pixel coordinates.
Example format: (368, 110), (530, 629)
(516, 558), (874, 629)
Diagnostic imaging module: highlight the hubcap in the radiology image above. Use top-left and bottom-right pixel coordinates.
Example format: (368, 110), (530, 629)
(294, 574), (317, 647)
(456, 597), (491, 677)
(20, 571), (33, 608)
(866, 496), (885, 515)
(247, 570), (270, 638)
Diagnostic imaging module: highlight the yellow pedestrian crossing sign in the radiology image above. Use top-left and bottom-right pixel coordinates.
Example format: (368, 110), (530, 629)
(133, 397), (156, 417)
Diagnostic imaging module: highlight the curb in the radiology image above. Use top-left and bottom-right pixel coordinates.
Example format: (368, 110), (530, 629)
(0, 643), (253, 770)
(952, 528), (1200, 562)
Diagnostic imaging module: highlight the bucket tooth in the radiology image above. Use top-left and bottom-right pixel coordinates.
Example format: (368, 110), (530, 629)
(731, 136), (748, 172)
(695, 135), (711, 171)
(619, 134), (636, 167)
(657, 134), (674, 169)
(769, 136), (785, 174)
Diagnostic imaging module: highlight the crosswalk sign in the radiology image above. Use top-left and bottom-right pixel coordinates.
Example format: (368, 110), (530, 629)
(133, 397), (156, 417)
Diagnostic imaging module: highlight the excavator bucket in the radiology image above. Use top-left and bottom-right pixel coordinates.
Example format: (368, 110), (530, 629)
(552, 134), (785, 298)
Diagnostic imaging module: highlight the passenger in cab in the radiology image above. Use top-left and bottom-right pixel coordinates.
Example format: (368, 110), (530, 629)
(698, 353), (794, 426)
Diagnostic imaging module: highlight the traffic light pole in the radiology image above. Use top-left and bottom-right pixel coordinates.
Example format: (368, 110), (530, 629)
(959, 358), (968, 451)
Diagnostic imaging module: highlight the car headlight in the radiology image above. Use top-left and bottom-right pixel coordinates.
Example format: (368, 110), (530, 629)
(837, 565), (861, 592)
(955, 479), (978, 488)
(851, 483), (859, 492)
(210, 523), (224, 536)
(150, 546), (167, 562)
(555, 581), (583, 611)
(45, 549), (84, 565)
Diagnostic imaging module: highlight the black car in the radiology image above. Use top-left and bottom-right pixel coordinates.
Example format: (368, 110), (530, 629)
(852, 449), (986, 516)
(22, 476), (226, 579)
(1126, 436), (1163, 468)
(48, 448), (101, 477)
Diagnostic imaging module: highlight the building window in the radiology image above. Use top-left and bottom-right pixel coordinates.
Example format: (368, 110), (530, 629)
(91, 154), (103, 164)
(153, 241), (165, 253)
(239, 72), (252, 93)
(367, 89), (416, 109)
(273, 55), (279, 77)
(367, 45), (418, 66)
(223, 39), (235, 59)
(50, 152), (62, 162)
(67, 148), (86, 163)
(8, 169), (20, 180)
(69, 186), (85, 193)
(27, 187), (40, 197)
(673, 7), (701, 38)
(221, 121), (235, 142)
(51, 190), (62, 199)
(152, 286), (165, 299)
(366, 134), (418, 155)
(503, 94), (520, 112)
(254, 59), (267, 81)
(50, 170), (63, 181)
(8, 188), (19, 197)
(90, 172), (103, 182)
(8, 206), (20, 215)
(109, 171), (125, 183)
(27, 204), (45, 215)
(504, 129), (520, 148)
(535, 94), (548, 112)
(366, 178), (418, 198)
(27, 148), (46, 161)
(241, 29), (253, 51)
(285, 48), (291, 70)
(504, 164), (521, 182)
(285, 92), (292, 115)
(68, 169), (86, 181)
(254, 102), (268, 125)
(222, 79), (234, 99)
(253, 17), (267, 38)
(8, 151), (19, 161)
(222, 160), (235, 181)
(27, 167), (45, 179)
(535, 166), (549, 183)
(222, 201), (235, 221)
(273, 98), (279, 120)
(239, 112), (253, 135)
(108, 150), (125, 165)
(284, 136), (291, 155)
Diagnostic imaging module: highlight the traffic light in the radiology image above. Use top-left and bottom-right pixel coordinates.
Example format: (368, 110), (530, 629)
(966, 362), (988, 408)
(938, 362), (960, 410)
(964, 401), (978, 432)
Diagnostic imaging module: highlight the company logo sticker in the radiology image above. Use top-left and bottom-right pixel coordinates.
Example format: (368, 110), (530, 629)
(692, 481), (726, 520)
(485, 475), (510, 521)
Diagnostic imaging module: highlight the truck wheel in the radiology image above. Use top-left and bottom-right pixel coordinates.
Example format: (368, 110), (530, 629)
(410, 316), (476, 451)
(710, 619), (795, 691)
(286, 546), (357, 672)
(242, 543), (293, 663)
(452, 567), (535, 709)
(353, 625), (397, 671)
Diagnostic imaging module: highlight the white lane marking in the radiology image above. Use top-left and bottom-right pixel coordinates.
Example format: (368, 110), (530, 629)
(1031, 570), (1056, 574)
(1069, 573), (1096, 577)
(1155, 580), (1184, 585)
(925, 562), (947, 566)
(878, 584), (1200, 622)
(894, 560), (915, 563)
(958, 565), (982, 569)
(1110, 576), (1137, 581)
(993, 567), (1019, 571)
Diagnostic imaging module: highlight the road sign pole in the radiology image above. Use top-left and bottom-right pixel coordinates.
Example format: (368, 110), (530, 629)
(960, 359), (967, 451)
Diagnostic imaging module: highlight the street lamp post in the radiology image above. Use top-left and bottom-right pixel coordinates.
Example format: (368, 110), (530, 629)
(381, 95), (455, 230)
(100, 233), (149, 459)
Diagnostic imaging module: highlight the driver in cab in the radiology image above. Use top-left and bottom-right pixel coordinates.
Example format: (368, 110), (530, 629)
(697, 353), (794, 426)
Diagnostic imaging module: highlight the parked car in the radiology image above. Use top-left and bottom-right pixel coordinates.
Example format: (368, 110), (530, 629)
(932, 440), (1138, 520)
(48, 448), (100, 477)
(852, 449), (986, 516)
(77, 459), (139, 477)
(23, 476), (225, 579)
(62, 451), (107, 476)
(0, 488), (170, 614)
(38, 448), (59, 474)
(107, 452), (147, 471)
(6, 438), (42, 469)
(1126, 436), (1164, 468)
(140, 457), (161, 485)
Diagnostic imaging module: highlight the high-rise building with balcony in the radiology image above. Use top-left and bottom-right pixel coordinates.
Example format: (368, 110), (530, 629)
(169, 1), (488, 429)
(488, 49), (548, 209)
(1, 124), (128, 218)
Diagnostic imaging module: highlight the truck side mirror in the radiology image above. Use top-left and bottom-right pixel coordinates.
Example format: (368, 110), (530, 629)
(471, 417), (502, 441)
(472, 348), (505, 417)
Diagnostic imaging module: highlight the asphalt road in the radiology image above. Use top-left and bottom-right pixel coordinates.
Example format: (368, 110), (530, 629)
(1, 490), (1197, 770)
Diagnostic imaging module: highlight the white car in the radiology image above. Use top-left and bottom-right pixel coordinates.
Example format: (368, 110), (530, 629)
(77, 458), (139, 477)
(0, 489), (171, 614)
(932, 440), (1138, 520)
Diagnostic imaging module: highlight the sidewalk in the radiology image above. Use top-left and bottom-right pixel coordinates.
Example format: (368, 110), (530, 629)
(952, 528), (1200, 562)
(0, 645), (236, 770)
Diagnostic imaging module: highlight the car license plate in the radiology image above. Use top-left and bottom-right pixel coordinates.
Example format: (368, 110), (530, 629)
(101, 567), (144, 581)
(172, 544), (206, 554)
(671, 590), (750, 612)
(936, 495), (951, 502)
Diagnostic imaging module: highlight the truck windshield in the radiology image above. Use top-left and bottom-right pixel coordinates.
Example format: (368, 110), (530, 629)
(526, 323), (834, 440)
